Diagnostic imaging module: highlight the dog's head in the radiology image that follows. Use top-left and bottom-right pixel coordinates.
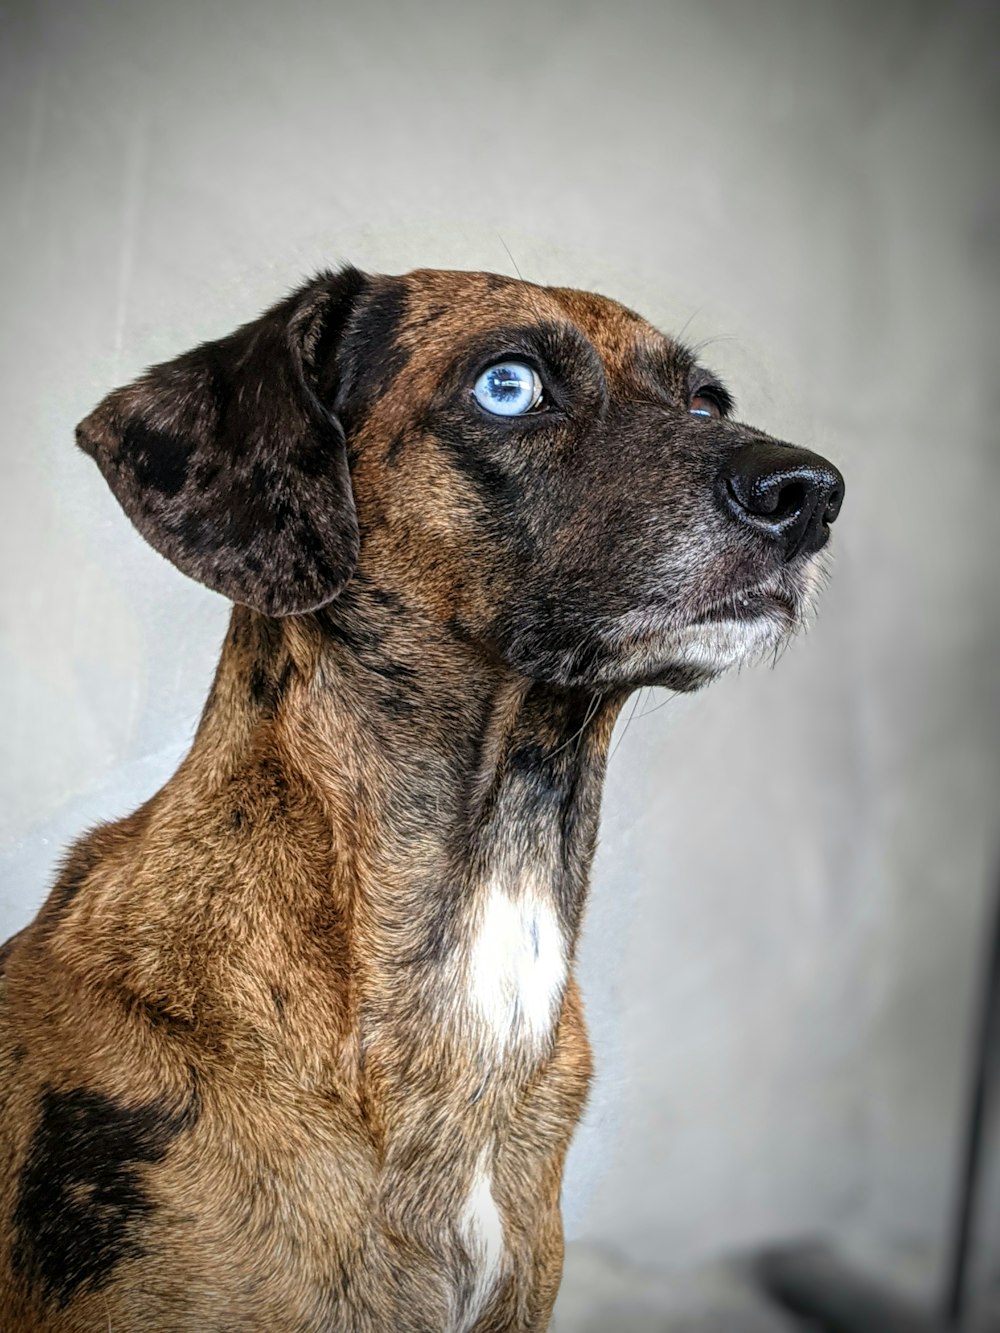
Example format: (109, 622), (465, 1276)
(78, 266), (843, 691)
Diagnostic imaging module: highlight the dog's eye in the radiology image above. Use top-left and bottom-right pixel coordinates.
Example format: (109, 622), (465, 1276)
(688, 394), (721, 419)
(473, 362), (544, 417)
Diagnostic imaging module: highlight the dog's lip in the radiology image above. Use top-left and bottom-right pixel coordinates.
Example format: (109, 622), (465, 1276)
(691, 586), (797, 624)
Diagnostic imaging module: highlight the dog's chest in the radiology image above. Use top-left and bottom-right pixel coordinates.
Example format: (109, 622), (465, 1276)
(386, 876), (572, 1325)
(454, 1151), (506, 1330)
(448, 876), (568, 1060)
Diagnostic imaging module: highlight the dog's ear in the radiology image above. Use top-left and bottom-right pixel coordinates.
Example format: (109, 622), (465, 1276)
(76, 266), (369, 617)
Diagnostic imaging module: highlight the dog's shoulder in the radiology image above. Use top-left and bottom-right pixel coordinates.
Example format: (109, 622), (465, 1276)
(0, 822), (207, 1330)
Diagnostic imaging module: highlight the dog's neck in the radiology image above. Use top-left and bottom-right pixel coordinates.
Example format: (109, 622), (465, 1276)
(201, 591), (623, 945)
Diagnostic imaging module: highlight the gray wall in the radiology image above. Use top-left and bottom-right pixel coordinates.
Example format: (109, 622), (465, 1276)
(2, 0), (998, 1301)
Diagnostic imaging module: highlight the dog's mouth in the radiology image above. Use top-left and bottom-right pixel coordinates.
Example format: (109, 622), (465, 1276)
(690, 584), (798, 628)
(633, 568), (817, 685)
(545, 551), (827, 691)
(596, 579), (805, 690)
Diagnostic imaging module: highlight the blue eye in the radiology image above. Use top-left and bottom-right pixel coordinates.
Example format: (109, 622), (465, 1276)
(473, 361), (543, 416)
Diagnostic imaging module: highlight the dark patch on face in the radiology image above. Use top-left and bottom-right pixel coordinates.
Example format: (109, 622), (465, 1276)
(11, 1043), (27, 1064)
(271, 986), (286, 1018)
(436, 430), (524, 514)
(12, 1084), (197, 1308)
(230, 807), (245, 831)
(492, 591), (597, 687)
(426, 319), (607, 535)
(337, 280), (412, 431)
(385, 430), (408, 465)
(118, 421), (192, 498)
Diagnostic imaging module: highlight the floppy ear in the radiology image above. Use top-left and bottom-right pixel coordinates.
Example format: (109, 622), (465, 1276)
(76, 266), (369, 617)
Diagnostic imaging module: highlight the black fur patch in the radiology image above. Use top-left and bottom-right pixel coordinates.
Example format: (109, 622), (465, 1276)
(118, 421), (192, 497)
(249, 656), (295, 715)
(363, 582), (406, 613)
(338, 280), (411, 430)
(415, 894), (456, 965)
(385, 430), (408, 465)
(437, 433), (522, 512)
(12, 1085), (197, 1308)
(376, 689), (417, 718)
(249, 663), (270, 706)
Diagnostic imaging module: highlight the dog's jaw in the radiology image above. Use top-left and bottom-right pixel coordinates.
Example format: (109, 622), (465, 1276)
(599, 543), (829, 686)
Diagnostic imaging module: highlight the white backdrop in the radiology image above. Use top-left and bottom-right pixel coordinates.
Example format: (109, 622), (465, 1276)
(2, 0), (998, 1303)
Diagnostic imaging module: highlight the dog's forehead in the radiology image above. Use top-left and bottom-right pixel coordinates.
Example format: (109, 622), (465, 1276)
(393, 268), (671, 370)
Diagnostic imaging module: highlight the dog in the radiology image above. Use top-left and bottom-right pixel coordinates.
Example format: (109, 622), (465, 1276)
(0, 266), (843, 1332)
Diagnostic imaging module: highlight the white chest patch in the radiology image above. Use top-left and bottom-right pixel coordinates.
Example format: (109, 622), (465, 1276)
(465, 881), (567, 1056)
(456, 1155), (505, 1331)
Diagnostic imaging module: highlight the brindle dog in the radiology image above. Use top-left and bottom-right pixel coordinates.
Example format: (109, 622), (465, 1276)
(0, 267), (843, 1332)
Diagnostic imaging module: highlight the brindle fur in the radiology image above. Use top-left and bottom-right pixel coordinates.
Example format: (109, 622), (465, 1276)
(0, 268), (837, 1331)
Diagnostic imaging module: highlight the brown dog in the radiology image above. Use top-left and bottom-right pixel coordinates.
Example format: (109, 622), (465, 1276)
(0, 267), (843, 1332)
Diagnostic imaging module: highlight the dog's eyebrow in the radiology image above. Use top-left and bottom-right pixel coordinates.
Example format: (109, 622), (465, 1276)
(631, 336), (695, 382)
(461, 321), (596, 365)
(627, 341), (734, 416)
(444, 321), (607, 403)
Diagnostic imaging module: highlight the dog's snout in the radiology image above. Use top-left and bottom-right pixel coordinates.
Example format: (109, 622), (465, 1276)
(718, 441), (844, 562)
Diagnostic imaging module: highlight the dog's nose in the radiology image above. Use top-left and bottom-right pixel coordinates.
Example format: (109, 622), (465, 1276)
(718, 442), (845, 562)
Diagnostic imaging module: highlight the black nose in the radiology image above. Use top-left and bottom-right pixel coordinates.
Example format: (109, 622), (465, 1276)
(718, 441), (845, 562)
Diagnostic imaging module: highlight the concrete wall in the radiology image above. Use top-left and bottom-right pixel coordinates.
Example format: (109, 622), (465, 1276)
(2, 0), (998, 1299)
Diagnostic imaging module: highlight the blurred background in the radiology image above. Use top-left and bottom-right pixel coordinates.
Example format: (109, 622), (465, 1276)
(1, 0), (998, 1327)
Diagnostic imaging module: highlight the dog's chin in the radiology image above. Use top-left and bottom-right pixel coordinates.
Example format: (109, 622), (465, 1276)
(511, 561), (823, 692)
(653, 605), (792, 683)
(602, 584), (807, 691)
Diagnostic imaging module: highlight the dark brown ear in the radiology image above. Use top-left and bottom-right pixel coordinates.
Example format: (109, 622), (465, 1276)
(76, 266), (369, 616)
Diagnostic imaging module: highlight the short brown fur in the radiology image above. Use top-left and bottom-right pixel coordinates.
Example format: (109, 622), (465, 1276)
(0, 267), (841, 1331)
